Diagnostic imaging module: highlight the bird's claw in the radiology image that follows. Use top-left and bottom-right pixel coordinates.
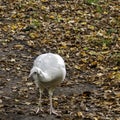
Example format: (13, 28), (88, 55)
(36, 107), (43, 114)
(50, 108), (61, 116)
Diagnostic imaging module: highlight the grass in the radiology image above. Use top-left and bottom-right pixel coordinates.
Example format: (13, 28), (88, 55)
(85, 0), (99, 4)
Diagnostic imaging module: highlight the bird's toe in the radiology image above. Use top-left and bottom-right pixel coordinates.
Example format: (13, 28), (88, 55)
(50, 108), (61, 116)
(36, 107), (43, 114)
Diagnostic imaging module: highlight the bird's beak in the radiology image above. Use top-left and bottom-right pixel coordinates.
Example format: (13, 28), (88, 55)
(28, 67), (38, 78)
(28, 72), (32, 78)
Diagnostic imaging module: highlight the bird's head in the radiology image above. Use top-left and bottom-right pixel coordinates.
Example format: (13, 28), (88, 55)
(29, 67), (43, 78)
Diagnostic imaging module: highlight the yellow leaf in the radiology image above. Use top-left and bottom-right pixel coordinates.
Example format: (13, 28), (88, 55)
(93, 117), (99, 120)
(97, 73), (103, 77)
(114, 91), (120, 97)
(68, 20), (75, 24)
(26, 82), (33, 86)
(74, 65), (81, 70)
(66, 54), (69, 58)
(70, 47), (76, 51)
(41, 5), (47, 10)
(49, 15), (55, 19)
(10, 58), (16, 62)
(102, 43), (107, 50)
(41, 39), (50, 44)
(53, 97), (58, 100)
(103, 101), (113, 105)
(0, 99), (2, 104)
(15, 99), (19, 102)
(24, 102), (31, 105)
(11, 24), (17, 30)
(3, 25), (8, 31)
(41, 0), (48, 2)
(58, 49), (64, 54)
(113, 67), (119, 70)
(97, 55), (104, 61)
(88, 25), (95, 30)
(29, 32), (39, 39)
(81, 58), (87, 63)
(14, 44), (24, 50)
(81, 51), (87, 57)
(104, 11), (108, 14)
(60, 42), (67, 49)
(88, 51), (97, 55)
(115, 72), (120, 80)
(81, 22), (87, 25)
(77, 111), (83, 117)
(27, 40), (35, 47)
(16, 67), (20, 70)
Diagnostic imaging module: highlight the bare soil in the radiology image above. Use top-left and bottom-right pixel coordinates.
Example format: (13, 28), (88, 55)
(0, 0), (120, 120)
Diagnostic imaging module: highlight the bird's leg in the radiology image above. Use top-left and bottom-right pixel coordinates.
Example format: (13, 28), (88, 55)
(49, 90), (59, 115)
(36, 89), (43, 113)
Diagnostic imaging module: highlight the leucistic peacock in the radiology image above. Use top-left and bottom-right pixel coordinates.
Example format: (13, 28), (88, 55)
(29, 53), (66, 115)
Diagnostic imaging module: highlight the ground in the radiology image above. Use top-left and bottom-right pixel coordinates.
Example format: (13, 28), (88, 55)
(0, 0), (120, 120)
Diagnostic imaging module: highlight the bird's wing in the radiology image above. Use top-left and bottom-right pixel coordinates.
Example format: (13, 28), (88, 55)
(33, 53), (66, 81)
(34, 53), (65, 70)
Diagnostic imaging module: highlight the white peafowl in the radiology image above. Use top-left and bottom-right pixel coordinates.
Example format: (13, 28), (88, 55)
(29, 53), (66, 115)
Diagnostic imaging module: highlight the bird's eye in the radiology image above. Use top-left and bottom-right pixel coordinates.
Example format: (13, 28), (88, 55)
(34, 72), (37, 74)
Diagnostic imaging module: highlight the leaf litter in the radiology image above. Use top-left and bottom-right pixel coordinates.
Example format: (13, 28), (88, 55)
(0, 0), (120, 120)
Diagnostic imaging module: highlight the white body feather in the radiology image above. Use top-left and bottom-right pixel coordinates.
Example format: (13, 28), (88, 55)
(29, 53), (66, 90)
(29, 53), (66, 114)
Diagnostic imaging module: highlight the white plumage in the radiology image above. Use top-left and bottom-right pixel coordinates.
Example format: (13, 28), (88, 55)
(29, 53), (66, 115)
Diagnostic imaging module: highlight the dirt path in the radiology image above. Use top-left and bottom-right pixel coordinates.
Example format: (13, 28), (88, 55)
(0, 0), (120, 120)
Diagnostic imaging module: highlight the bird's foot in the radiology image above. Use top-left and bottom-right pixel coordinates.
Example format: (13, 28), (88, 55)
(36, 107), (43, 114)
(50, 108), (61, 116)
